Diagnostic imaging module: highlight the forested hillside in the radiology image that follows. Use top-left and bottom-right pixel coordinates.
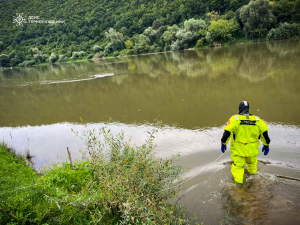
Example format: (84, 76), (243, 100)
(0, 0), (299, 68)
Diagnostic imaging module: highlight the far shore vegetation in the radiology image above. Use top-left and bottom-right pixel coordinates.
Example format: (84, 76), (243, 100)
(1, 0), (300, 69)
(0, 125), (199, 224)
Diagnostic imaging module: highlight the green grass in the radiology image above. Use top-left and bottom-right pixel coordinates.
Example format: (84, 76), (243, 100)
(0, 126), (195, 224)
(0, 143), (36, 193)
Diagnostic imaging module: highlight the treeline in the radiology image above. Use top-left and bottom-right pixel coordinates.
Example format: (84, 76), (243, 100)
(0, 0), (300, 68)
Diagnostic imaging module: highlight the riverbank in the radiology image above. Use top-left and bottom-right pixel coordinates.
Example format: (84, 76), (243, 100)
(0, 127), (195, 224)
(0, 38), (296, 71)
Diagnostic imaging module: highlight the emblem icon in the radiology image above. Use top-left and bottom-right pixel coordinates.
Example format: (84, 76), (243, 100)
(13, 13), (26, 26)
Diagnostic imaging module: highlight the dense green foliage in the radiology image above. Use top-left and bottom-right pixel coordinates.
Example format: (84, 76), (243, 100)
(0, 0), (300, 68)
(237, 0), (276, 38)
(0, 126), (194, 224)
(208, 19), (239, 42)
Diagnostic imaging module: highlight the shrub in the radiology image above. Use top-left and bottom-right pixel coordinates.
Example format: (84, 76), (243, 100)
(66, 125), (190, 224)
(18, 61), (26, 67)
(97, 51), (105, 58)
(71, 51), (79, 59)
(266, 22), (299, 40)
(135, 40), (150, 54)
(33, 53), (49, 63)
(112, 51), (119, 57)
(71, 51), (85, 59)
(93, 45), (101, 53)
(0, 125), (193, 224)
(149, 45), (156, 53)
(124, 40), (134, 50)
(78, 51), (85, 57)
(155, 46), (162, 52)
(87, 54), (94, 59)
(126, 49), (134, 55)
(33, 54), (42, 63)
(18, 60), (36, 67)
(205, 32), (212, 43)
(0, 54), (10, 67)
(196, 38), (205, 48)
(25, 60), (36, 67)
(58, 55), (68, 62)
(104, 43), (114, 55)
(10, 57), (21, 67)
(170, 39), (182, 51)
(41, 54), (49, 62)
(49, 53), (58, 64)
(119, 49), (127, 56)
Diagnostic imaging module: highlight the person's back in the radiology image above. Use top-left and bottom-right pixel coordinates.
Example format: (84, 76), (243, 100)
(220, 101), (271, 184)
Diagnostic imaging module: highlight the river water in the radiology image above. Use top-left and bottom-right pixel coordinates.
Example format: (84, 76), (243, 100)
(1, 40), (300, 224)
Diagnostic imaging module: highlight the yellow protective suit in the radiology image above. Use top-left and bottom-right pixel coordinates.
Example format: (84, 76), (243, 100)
(223, 114), (269, 183)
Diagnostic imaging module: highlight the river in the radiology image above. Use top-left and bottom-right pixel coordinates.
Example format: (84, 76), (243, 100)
(0, 40), (300, 224)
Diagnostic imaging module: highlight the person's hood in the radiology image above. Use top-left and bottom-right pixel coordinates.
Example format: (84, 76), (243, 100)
(239, 101), (250, 115)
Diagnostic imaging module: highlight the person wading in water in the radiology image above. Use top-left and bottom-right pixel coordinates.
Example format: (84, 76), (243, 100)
(220, 101), (271, 184)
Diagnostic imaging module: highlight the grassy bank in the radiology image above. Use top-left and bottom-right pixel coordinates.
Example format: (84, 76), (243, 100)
(0, 126), (195, 224)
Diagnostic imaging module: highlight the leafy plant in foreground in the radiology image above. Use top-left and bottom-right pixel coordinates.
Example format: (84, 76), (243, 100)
(64, 124), (192, 224)
(0, 123), (196, 224)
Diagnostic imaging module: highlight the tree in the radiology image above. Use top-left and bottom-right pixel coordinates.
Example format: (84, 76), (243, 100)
(170, 29), (193, 50)
(208, 19), (239, 42)
(104, 43), (114, 55)
(222, 11), (235, 20)
(104, 28), (124, 53)
(143, 27), (157, 42)
(196, 38), (205, 47)
(237, 0), (275, 38)
(229, 0), (240, 12)
(266, 22), (294, 40)
(210, 0), (223, 13)
(49, 53), (58, 64)
(0, 54), (10, 67)
(229, 0), (250, 12)
(162, 25), (180, 45)
(136, 41), (150, 53)
(105, 28), (123, 44)
(125, 40), (134, 50)
(205, 32), (213, 43)
(184, 18), (206, 33)
(134, 34), (151, 54)
(206, 11), (221, 22)
(152, 19), (164, 29)
(10, 57), (21, 67)
(93, 45), (101, 53)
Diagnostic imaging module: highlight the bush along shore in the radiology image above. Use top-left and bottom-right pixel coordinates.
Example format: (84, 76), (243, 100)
(0, 125), (198, 224)
(1, 0), (300, 69)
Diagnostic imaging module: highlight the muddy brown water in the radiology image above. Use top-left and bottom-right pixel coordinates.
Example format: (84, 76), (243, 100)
(0, 40), (300, 224)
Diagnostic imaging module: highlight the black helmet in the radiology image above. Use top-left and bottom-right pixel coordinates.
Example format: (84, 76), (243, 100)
(239, 101), (250, 115)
